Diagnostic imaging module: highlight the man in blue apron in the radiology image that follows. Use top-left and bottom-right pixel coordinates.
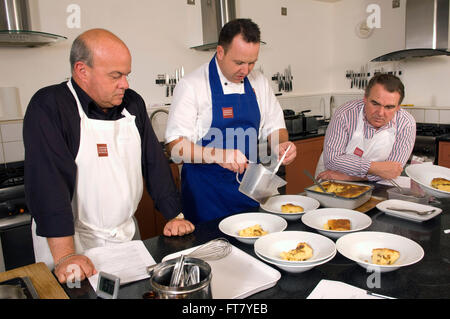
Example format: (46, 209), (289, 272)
(166, 19), (296, 224)
(24, 29), (194, 284)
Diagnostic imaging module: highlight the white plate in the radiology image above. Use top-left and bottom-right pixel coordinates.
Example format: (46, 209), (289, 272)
(218, 212), (288, 244)
(260, 195), (320, 221)
(405, 164), (450, 198)
(254, 249), (336, 273)
(254, 231), (336, 265)
(301, 208), (372, 239)
(162, 244), (281, 299)
(376, 199), (442, 222)
(336, 231), (424, 273)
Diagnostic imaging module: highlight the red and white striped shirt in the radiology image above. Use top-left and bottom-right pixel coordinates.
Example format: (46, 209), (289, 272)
(323, 99), (416, 181)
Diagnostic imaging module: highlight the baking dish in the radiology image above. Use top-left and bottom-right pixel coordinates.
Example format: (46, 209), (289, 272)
(304, 181), (374, 209)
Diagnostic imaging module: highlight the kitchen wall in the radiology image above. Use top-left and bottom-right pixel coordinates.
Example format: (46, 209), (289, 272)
(330, 0), (450, 107)
(0, 0), (449, 161)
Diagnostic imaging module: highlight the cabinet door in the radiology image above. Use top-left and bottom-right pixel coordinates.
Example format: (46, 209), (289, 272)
(438, 141), (450, 168)
(134, 163), (180, 239)
(285, 136), (324, 194)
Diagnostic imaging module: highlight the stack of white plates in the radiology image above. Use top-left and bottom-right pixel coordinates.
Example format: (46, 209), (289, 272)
(254, 231), (336, 273)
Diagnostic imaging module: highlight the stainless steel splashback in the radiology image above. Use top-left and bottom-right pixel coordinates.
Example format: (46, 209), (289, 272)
(193, 0), (236, 51)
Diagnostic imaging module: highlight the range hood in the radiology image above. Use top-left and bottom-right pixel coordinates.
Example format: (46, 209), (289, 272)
(191, 0), (236, 51)
(0, 0), (66, 47)
(372, 0), (450, 61)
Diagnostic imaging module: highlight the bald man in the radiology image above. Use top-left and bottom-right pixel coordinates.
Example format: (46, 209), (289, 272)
(24, 29), (194, 284)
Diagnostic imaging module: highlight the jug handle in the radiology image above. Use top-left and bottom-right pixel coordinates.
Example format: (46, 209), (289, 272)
(236, 171), (242, 184)
(236, 161), (253, 184)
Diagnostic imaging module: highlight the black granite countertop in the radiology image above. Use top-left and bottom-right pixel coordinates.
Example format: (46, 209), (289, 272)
(62, 183), (450, 300)
(436, 133), (450, 142)
(288, 125), (327, 142)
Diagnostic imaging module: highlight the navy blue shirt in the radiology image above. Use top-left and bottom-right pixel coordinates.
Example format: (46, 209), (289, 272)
(23, 79), (181, 237)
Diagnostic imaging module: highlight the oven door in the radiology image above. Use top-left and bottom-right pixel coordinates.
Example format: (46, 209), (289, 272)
(0, 214), (35, 272)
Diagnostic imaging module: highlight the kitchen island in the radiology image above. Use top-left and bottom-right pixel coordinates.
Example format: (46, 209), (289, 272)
(62, 184), (450, 299)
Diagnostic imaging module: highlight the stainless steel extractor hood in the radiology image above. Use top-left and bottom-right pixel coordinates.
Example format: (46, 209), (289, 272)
(372, 0), (450, 61)
(191, 0), (236, 51)
(0, 0), (66, 47)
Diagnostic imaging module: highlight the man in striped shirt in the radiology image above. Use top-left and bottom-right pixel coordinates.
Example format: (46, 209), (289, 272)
(316, 74), (416, 182)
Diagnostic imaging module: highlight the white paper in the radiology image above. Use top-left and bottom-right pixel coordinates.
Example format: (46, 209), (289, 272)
(162, 244), (281, 299)
(376, 176), (411, 188)
(84, 240), (156, 289)
(307, 279), (393, 299)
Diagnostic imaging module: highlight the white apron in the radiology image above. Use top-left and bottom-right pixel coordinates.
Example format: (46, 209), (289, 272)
(315, 107), (396, 177)
(32, 81), (143, 268)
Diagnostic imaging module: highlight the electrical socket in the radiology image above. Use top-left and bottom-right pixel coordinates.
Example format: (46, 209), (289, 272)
(392, 0), (400, 8)
(187, 0), (195, 5)
(281, 7), (287, 16)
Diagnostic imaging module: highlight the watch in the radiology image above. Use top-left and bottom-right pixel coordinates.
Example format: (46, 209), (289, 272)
(175, 213), (185, 219)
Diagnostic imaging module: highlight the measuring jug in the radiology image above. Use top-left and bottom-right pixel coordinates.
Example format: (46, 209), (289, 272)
(236, 162), (287, 204)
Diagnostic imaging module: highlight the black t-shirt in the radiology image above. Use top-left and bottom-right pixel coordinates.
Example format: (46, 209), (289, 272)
(24, 79), (181, 237)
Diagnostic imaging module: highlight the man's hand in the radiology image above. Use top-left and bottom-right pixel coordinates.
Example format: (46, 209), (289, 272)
(54, 254), (97, 284)
(368, 161), (403, 180)
(276, 141), (297, 165)
(164, 218), (195, 236)
(215, 148), (248, 174)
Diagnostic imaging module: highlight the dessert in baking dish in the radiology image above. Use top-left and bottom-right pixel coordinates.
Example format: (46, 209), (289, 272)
(431, 177), (450, 192)
(238, 224), (268, 237)
(371, 248), (400, 265)
(314, 181), (370, 198)
(281, 203), (304, 213)
(324, 219), (351, 231)
(280, 242), (313, 261)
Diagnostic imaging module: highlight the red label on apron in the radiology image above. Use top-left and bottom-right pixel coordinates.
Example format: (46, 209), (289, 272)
(353, 147), (364, 157)
(97, 144), (108, 157)
(222, 107), (234, 119)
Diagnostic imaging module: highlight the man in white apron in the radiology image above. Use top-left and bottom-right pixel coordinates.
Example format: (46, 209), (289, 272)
(315, 74), (416, 182)
(23, 29), (194, 284)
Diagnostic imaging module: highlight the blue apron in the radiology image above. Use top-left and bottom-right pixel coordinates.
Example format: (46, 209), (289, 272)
(181, 56), (261, 224)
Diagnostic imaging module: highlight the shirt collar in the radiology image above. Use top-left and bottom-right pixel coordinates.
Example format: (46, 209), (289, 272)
(214, 57), (244, 89)
(70, 78), (125, 119)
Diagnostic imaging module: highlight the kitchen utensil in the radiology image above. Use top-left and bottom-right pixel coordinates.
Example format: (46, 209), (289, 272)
(236, 162), (287, 204)
(150, 257), (212, 299)
(272, 144), (291, 177)
(146, 238), (232, 275)
(388, 179), (406, 194)
(303, 169), (327, 193)
(385, 207), (436, 215)
(169, 254), (185, 287)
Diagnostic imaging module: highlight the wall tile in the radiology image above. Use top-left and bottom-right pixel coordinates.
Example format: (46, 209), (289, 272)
(424, 110), (439, 123)
(439, 110), (450, 124)
(407, 109), (425, 123)
(0, 121), (23, 142)
(3, 141), (24, 163)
